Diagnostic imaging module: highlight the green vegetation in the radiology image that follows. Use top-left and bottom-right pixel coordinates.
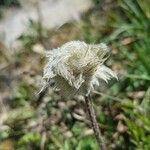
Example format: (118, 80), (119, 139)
(0, 0), (150, 149)
(0, 0), (19, 7)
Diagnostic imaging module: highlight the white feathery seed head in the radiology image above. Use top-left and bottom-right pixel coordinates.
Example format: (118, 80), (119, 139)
(42, 41), (117, 97)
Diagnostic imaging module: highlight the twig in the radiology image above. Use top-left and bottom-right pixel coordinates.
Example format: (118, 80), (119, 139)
(93, 91), (122, 102)
(84, 95), (106, 150)
(0, 63), (9, 71)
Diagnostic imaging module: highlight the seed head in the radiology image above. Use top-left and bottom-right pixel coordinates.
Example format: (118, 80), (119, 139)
(42, 41), (117, 97)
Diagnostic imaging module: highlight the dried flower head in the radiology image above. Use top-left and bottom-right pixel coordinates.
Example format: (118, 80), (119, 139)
(42, 41), (117, 97)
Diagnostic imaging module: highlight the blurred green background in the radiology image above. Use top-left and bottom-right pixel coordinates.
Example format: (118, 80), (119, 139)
(0, 0), (150, 149)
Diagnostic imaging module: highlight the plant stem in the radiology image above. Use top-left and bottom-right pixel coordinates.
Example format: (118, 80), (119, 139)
(84, 95), (106, 150)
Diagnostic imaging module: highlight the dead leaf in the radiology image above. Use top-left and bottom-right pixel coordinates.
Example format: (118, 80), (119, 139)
(117, 121), (127, 133)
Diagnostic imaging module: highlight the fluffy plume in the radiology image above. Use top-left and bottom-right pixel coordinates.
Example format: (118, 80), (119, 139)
(42, 41), (117, 97)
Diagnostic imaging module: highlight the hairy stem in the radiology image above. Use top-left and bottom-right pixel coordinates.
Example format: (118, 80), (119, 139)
(85, 95), (106, 150)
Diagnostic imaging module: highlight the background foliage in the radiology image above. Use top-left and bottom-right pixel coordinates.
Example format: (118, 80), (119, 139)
(0, 0), (150, 149)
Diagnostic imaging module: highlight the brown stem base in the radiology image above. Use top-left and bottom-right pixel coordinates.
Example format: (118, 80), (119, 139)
(84, 95), (106, 150)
